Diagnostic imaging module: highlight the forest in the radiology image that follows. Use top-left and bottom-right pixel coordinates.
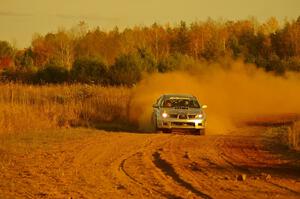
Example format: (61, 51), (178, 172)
(0, 17), (300, 85)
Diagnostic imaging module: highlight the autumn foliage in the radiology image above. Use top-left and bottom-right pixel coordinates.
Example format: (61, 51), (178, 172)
(0, 17), (300, 85)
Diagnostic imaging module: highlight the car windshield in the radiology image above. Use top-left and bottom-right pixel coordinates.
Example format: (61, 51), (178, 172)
(162, 98), (200, 108)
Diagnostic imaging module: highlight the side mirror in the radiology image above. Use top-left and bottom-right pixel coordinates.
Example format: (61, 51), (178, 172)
(201, 104), (208, 109)
(152, 104), (159, 108)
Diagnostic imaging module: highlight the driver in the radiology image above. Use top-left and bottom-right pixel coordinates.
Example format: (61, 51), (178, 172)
(164, 100), (172, 107)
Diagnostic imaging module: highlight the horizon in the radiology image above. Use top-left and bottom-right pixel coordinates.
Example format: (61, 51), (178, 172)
(0, 0), (299, 48)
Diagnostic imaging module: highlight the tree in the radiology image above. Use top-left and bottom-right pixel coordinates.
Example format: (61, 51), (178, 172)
(136, 47), (157, 73)
(35, 64), (69, 84)
(259, 17), (279, 35)
(31, 34), (53, 67)
(284, 57), (300, 72)
(228, 35), (242, 57)
(170, 21), (190, 55)
(71, 57), (108, 84)
(0, 41), (14, 68)
(109, 53), (143, 86)
(148, 23), (171, 61)
(31, 31), (74, 69)
(157, 53), (197, 72)
(272, 28), (293, 59)
(53, 31), (74, 69)
(265, 53), (285, 74)
(14, 48), (34, 68)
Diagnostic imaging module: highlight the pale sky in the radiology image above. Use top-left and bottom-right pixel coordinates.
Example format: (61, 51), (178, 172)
(0, 0), (299, 48)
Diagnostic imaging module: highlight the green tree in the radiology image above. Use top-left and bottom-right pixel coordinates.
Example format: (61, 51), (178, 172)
(71, 57), (108, 84)
(157, 53), (196, 72)
(170, 21), (190, 55)
(35, 64), (69, 84)
(265, 53), (285, 74)
(136, 47), (157, 73)
(109, 53), (143, 86)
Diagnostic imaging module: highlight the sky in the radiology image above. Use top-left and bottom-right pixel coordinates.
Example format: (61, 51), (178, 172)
(0, 0), (299, 48)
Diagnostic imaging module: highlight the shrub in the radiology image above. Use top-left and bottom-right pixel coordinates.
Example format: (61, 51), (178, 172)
(109, 53), (143, 86)
(0, 67), (37, 83)
(71, 57), (108, 84)
(284, 57), (300, 72)
(157, 53), (196, 73)
(35, 64), (69, 84)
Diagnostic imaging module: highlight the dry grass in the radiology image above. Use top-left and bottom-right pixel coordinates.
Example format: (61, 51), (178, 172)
(287, 121), (300, 150)
(268, 121), (300, 151)
(0, 84), (131, 134)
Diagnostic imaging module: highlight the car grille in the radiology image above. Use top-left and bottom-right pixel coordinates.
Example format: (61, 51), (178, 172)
(169, 114), (178, 118)
(169, 114), (197, 119)
(188, 114), (196, 119)
(178, 114), (187, 119)
(171, 122), (195, 127)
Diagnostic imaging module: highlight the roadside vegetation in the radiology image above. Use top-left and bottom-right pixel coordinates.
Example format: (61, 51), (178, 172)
(0, 84), (131, 134)
(266, 122), (300, 151)
(287, 121), (300, 150)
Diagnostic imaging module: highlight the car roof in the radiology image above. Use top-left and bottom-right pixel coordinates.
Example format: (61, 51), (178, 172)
(162, 93), (196, 99)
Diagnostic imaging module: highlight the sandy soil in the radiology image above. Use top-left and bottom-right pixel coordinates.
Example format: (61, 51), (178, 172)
(0, 127), (300, 199)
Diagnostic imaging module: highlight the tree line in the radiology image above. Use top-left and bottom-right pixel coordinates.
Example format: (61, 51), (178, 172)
(0, 17), (300, 85)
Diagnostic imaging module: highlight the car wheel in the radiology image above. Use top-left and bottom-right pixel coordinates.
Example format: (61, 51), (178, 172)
(195, 129), (205, 135)
(151, 113), (159, 132)
(162, 129), (172, 134)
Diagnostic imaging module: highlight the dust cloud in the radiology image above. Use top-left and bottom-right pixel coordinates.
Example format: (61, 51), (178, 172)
(129, 59), (300, 134)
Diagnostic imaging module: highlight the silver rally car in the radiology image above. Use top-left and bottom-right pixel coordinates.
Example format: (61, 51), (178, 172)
(152, 94), (207, 135)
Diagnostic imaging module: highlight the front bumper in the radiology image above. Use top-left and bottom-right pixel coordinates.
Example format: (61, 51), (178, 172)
(157, 118), (206, 130)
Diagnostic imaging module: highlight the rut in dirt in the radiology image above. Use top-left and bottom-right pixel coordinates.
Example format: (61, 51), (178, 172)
(152, 151), (212, 199)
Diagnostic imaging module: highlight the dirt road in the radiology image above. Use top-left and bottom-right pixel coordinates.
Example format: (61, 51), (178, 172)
(0, 127), (300, 199)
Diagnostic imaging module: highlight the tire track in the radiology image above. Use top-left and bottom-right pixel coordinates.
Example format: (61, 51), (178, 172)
(117, 140), (170, 198)
(152, 151), (212, 199)
(116, 135), (183, 198)
(119, 156), (181, 198)
(217, 133), (300, 197)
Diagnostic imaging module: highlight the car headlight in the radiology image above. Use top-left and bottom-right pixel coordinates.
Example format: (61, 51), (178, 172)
(162, 112), (168, 118)
(196, 113), (203, 118)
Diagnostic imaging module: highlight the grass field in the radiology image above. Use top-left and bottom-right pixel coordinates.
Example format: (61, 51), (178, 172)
(287, 121), (300, 150)
(0, 84), (131, 134)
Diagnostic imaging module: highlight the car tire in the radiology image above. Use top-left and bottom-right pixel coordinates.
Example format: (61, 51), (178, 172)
(195, 129), (205, 135)
(151, 114), (159, 132)
(162, 129), (172, 134)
